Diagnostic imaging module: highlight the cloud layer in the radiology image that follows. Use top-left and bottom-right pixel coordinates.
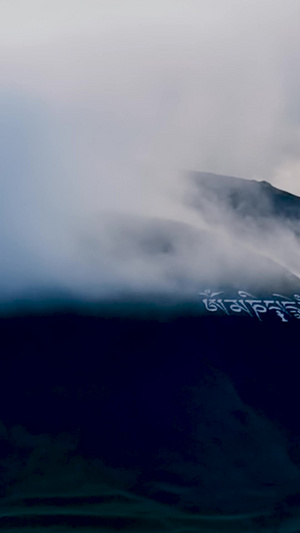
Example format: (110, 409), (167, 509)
(1, 1), (300, 300)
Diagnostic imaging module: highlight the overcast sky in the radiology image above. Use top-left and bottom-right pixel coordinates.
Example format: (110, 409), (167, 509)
(1, 1), (300, 190)
(1, 1), (300, 298)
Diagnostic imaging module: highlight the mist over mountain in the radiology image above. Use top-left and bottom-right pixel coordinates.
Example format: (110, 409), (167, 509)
(1, 171), (300, 313)
(2, 2), (300, 530)
(187, 171), (300, 280)
(190, 171), (300, 225)
(1, 171), (300, 532)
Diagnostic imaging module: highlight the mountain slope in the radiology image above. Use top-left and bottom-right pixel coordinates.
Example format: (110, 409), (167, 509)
(188, 171), (300, 226)
(186, 171), (300, 280)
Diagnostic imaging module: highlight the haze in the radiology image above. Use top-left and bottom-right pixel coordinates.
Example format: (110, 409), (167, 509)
(1, 1), (300, 300)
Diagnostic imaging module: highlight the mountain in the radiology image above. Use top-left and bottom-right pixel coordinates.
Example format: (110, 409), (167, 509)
(188, 171), (300, 229)
(1, 173), (300, 532)
(186, 171), (300, 281)
(2, 205), (300, 317)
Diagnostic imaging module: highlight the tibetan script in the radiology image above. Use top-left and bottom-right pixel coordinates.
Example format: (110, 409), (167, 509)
(198, 290), (300, 322)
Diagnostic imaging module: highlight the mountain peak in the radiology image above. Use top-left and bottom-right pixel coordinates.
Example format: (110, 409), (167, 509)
(188, 170), (300, 222)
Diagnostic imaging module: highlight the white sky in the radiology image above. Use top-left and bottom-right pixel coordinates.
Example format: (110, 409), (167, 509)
(1, 1), (300, 199)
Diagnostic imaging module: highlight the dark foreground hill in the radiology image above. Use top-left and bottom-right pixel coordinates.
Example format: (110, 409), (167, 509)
(1, 306), (300, 532)
(1, 173), (300, 532)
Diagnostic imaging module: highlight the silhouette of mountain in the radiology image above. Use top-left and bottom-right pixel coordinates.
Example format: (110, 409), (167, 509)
(186, 171), (300, 284)
(1, 173), (300, 532)
(188, 171), (300, 228)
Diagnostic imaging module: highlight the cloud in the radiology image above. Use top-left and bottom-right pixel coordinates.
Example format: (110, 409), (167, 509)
(1, 1), (300, 301)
